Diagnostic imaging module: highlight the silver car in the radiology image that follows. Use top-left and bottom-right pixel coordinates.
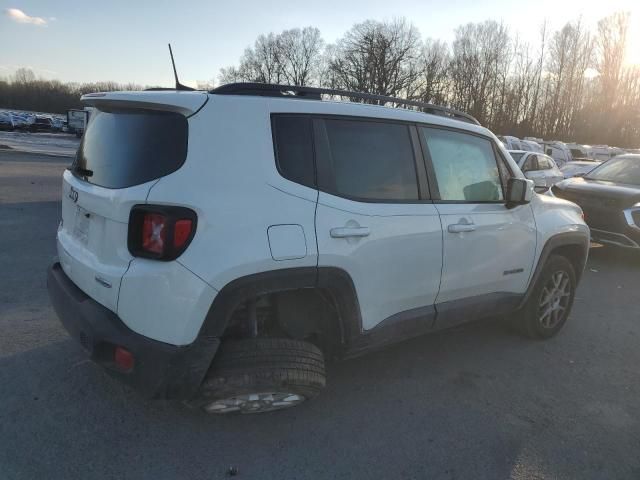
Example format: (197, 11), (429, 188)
(509, 150), (564, 189)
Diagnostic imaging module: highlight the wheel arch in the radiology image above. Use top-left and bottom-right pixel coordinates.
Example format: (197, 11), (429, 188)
(197, 267), (362, 351)
(520, 231), (589, 308)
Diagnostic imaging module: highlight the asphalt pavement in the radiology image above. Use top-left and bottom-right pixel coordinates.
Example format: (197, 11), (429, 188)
(1, 149), (639, 479)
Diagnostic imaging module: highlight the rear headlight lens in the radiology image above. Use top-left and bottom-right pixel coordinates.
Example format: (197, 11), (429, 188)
(128, 205), (197, 260)
(142, 213), (166, 254)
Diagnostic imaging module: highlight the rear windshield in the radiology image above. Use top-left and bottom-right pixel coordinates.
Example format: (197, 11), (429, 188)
(73, 109), (188, 188)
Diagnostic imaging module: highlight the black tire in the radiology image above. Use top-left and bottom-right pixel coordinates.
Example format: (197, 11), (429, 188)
(511, 254), (577, 339)
(195, 338), (326, 414)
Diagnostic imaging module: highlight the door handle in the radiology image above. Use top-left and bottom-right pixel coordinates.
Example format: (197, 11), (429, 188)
(330, 226), (370, 238)
(448, 223), (476, 233)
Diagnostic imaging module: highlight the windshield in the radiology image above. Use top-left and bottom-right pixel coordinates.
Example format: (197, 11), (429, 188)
(586, 156), (640, 185)
(74, 109), (188, 189)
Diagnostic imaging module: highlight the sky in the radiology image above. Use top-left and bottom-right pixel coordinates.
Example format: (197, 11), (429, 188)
(1, 0), (639, 88)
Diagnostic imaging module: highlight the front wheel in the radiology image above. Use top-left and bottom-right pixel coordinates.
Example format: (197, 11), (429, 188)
(195, 338), (326, 414)
(511, 254), (577, 339)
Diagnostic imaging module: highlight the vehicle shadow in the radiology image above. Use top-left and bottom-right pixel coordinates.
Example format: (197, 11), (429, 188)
(2, 311), (636, 480)
(587, 244), (640, 269)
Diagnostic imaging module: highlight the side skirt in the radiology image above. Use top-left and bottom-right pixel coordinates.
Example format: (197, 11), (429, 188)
(343, 292), (523, 359)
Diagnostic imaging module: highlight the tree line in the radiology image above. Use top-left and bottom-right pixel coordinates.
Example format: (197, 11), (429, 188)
(1, 12), (638, 147)
(220, 13), (639, 148)
(0, 68), (144, 115)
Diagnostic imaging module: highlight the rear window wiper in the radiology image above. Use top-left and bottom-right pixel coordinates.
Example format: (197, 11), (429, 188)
(73, 166), (94, 178)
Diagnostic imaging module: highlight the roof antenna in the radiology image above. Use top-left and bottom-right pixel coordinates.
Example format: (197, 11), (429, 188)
(168, 43), (195, 91)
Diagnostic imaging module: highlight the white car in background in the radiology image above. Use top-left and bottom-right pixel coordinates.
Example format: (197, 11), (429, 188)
(560, 160), (601, 179)
(590, 145), (613, 162)
(566, 143), (593, 160)
(520, 139), (543, 153)
(542, 142), (572, 168)
(498, 135), (523, 150)
(509, 150), (564, 189)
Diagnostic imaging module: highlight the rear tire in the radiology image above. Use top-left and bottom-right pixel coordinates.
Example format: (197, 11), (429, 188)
(196, 338), (326, 414)
(510, 254), (577, 339)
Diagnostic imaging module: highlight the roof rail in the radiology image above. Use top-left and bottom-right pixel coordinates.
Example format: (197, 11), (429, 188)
(210, 83), (480, 125)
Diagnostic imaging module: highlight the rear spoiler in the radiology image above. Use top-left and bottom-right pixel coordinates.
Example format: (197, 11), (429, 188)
(81, 91), (208, 117)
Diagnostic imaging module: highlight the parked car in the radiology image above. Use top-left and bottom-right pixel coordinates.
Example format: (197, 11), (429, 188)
(589, 145), (612, 162)
(30, 115), (54, 132)
(520, 139), (543, 153)
(498, 135), (523, 150)
(560, 160), (600, 179)
(0, 112), (15, 131)
(509, 150), (564, 189)
(10, 112), (33, 131)
(50, 117), (65, 132)
(566, 143), (593, 160)
(47, 83), (589, 414)
(552, 154), (640, 249)
(67, 108), (89, 137)
(543, 141), (572, 167)
(609, 147), (625, 158)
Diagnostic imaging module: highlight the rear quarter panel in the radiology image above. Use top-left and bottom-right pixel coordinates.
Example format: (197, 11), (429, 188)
(145, 95), (319, 291)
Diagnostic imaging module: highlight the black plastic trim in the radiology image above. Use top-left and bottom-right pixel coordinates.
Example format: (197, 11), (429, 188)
(47, 262), (219, 399)
(345, 305), (436, 358)
(519, 232), (590, 308)
(434, 292), (523, 330)
(211, 82), (481, 125)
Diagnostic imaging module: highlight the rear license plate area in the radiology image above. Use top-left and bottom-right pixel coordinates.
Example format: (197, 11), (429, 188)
(73, 206), (90, 245)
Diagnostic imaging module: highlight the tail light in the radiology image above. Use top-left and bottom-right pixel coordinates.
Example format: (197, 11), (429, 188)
(128, 205), (197, 260)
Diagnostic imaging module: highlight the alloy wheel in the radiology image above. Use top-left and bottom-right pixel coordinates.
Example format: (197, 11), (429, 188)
(538, 270), (572, 329)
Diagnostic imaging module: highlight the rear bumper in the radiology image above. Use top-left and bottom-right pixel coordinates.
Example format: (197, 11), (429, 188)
(47, 262), (220, 399)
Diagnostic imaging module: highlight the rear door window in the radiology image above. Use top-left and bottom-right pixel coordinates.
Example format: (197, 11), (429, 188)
(315, 118), (419, 201)
(73, 109), (188, 189)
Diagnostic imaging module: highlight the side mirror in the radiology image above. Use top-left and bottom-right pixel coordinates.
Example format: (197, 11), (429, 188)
(506, 177), (534, 208)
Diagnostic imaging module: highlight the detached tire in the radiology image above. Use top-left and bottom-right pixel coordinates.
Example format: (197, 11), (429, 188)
(511, 254), (577, 339)
(197, 338), (326, 414)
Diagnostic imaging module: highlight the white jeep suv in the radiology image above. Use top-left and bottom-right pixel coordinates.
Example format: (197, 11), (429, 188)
(48, 83), (590, 414)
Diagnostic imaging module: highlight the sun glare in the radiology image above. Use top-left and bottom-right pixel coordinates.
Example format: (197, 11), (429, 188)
(627, 11), (640, 65)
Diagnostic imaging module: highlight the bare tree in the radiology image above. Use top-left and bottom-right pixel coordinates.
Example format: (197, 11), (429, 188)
(12, 68), (36, 84)
(277, 27), (324, 86)
(449, 21), (511, 124)
(219, 27), (323, 86)
(409, 39), (450, 105)
(328, 19), (422, 100)
(219, 33), (283, 84)
(593, 12), (630, 144)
